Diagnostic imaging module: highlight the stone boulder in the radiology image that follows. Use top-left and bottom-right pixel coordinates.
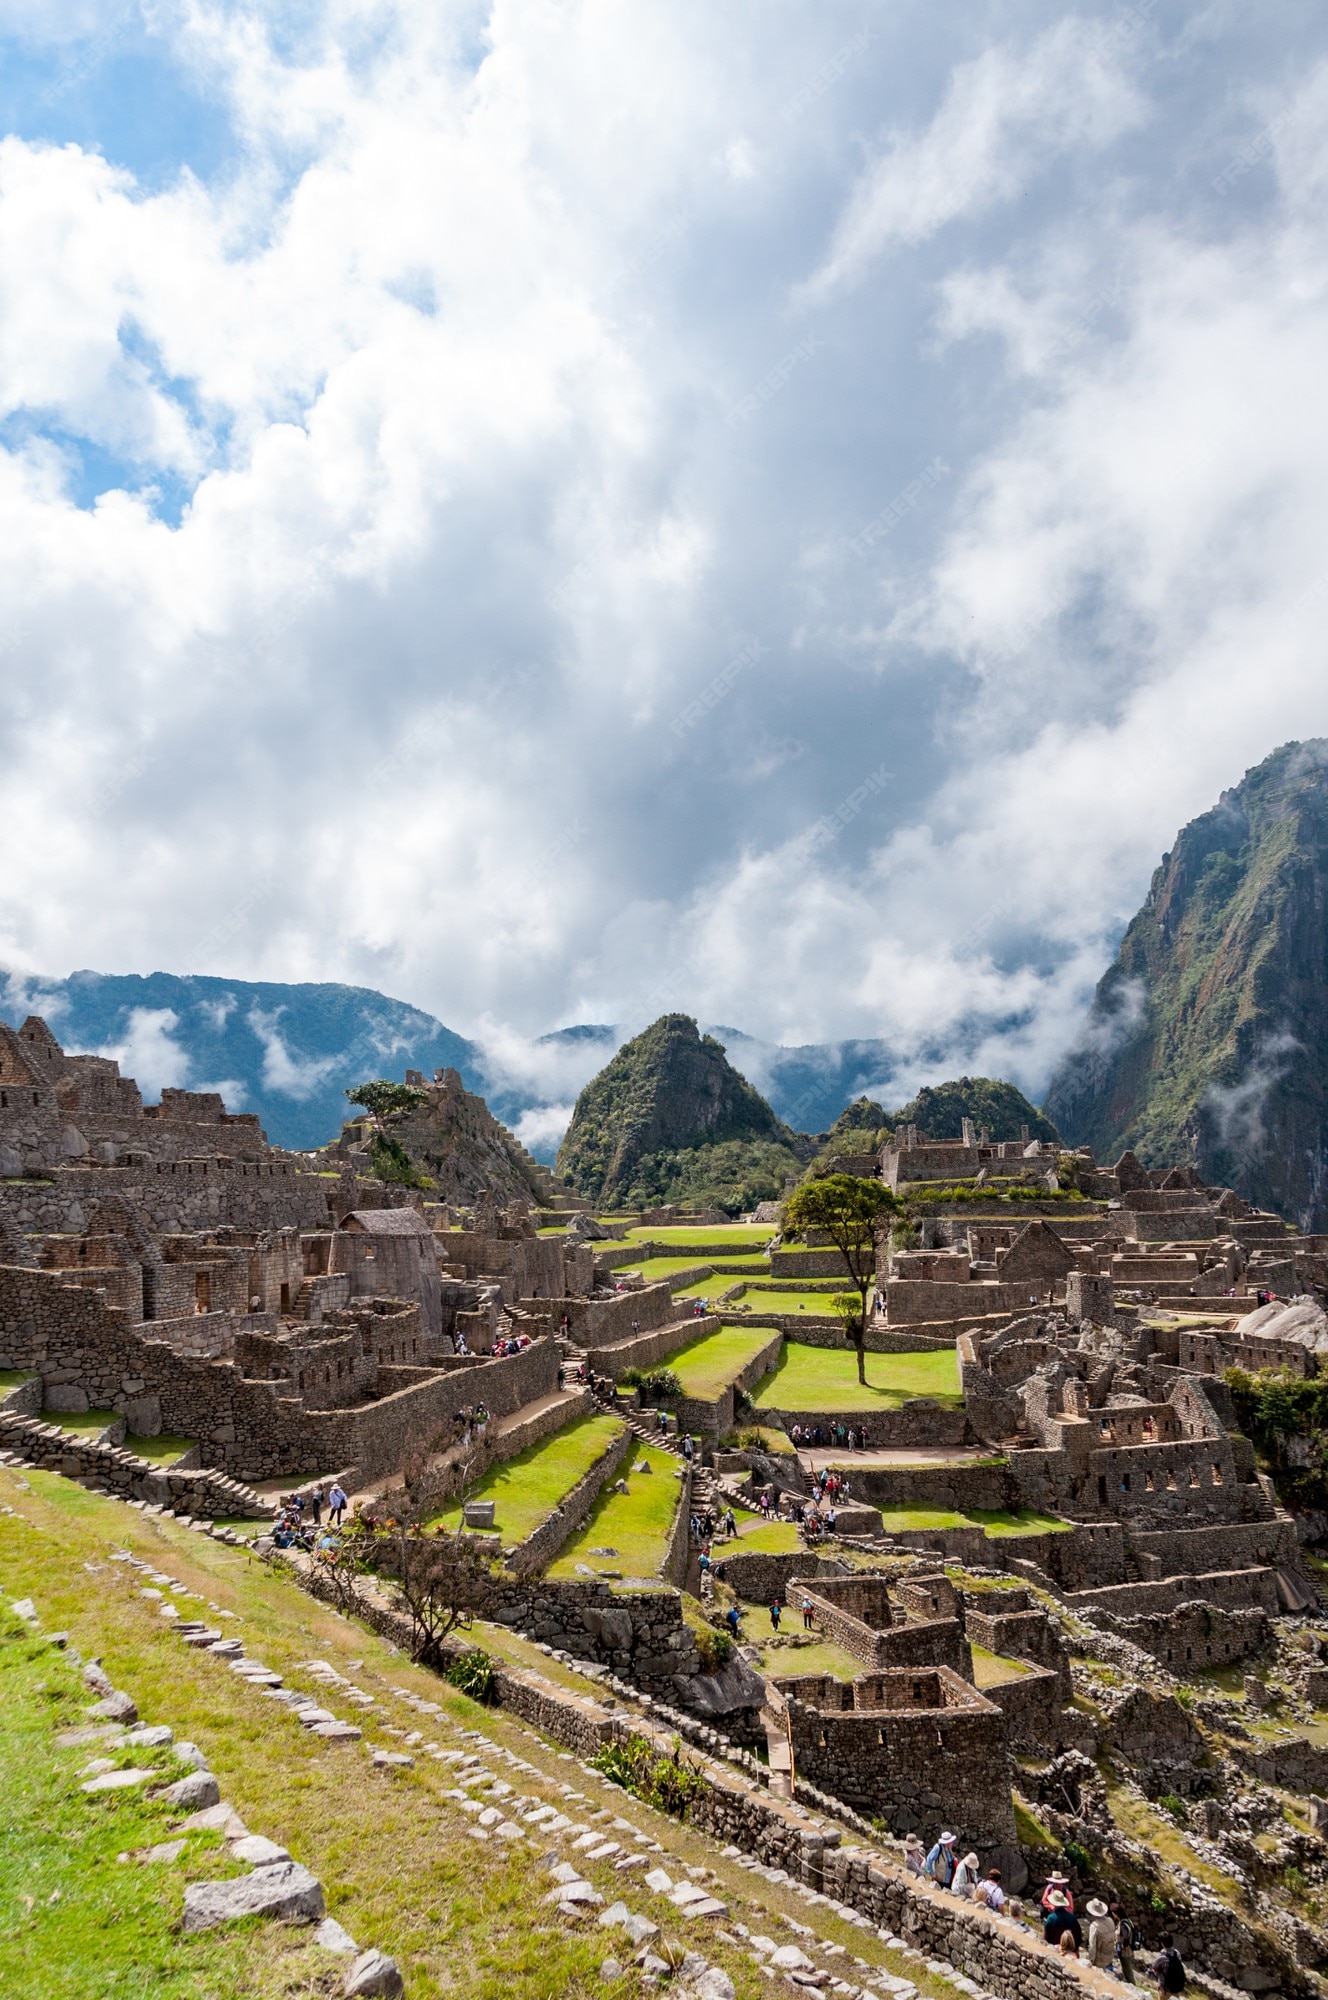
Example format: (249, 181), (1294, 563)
(182, 1861), (325, 1932)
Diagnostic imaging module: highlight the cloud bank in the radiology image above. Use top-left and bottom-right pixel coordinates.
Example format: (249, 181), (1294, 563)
(1, 3), (1327, 1107)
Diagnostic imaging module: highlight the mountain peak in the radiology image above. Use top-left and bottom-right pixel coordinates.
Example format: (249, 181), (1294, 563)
(1045, 739), (1328, 1228)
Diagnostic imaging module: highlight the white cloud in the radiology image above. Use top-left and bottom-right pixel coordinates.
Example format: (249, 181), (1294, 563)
(87, 1005), (190, 1097)
(799, 18), (1145, 303)
(246, 1006), (339, 1099)
(0, 7), (1326, 1110)
(513, 1102), (575, 1156)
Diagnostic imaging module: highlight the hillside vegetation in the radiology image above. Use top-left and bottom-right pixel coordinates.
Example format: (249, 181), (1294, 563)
(557, 1015), (808, 1211)
(1045, 739), (1328, 1229)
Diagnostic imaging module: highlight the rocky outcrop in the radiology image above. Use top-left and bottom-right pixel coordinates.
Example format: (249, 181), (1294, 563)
(1046, 740), (1328, 1230)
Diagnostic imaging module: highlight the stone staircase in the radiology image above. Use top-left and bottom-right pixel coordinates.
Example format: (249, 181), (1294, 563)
(0, 1409), (271, 1520)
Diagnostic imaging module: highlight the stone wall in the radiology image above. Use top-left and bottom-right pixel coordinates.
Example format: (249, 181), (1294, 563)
(508, 1421), (638, 1575)
(777, 1676), (1016, 1855)
(976, 1662), (1067, 1753)
(585, 1311), (717, 1379)
(757, 1401), (971, 1450)
(712, 1548), (849, 1604)
(792, 1576), (971, 1675)
(0, 1262), (558, 1483)
(0, 1407), (268, 1517)
(852, 1459), (1011, 1514)
(567, 1282), (678, 1345)
(885, 1280), (1050, 1325)
(1083, 1599), (1273, 1669)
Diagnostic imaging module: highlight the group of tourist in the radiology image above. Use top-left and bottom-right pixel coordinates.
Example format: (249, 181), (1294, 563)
(903, 1844), (1183, 1987)
(490, 1330), (533, 1358)
(448, 1402), (491, 1448)
(789, 1422), (870, 1451)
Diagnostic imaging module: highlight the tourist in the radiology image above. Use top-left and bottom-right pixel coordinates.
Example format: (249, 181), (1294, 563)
(1043, 1892), (1081, 1953)
(904, 1835), (926, 1878)
(951, 1850), (981, 1898)
(328, 1482), (348, 1527)
(1086, 1899), (1117, 1971)
(1041, 1870), (1074, 1912)
(801, 1596), (815, 1631)
(1058, 1931), (1080, 1961)
(309, 1483), (323, 1525)
(1148, 1935), (1187, 1994)
(769, 1599), (782, 1632)
(698, 1549), (711, 1579)
(682, 1435), (695, 1463)
(1111, 1901), (1137, 1983)
(972, 1868), (1004, 1913)
(925, 1832), (958, 1889)
(724, 1507), (737, 1539)
(725, 1603), (741, 1638)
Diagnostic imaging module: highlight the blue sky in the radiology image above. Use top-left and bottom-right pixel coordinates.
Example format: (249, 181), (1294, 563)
(2, 1), (1328, 1119)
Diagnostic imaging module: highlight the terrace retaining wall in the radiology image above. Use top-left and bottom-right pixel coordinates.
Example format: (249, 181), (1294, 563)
(756, 1402), (972, 1450)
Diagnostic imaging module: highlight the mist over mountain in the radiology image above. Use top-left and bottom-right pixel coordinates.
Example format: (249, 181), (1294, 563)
(1045, 741), (1328, 1230)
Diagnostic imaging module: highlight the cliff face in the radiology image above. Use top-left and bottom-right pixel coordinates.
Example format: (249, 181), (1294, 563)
(556, 1014), (803, 1211)
(1044, 740), (1328, 1229)
(340, 1072), (549, 1206)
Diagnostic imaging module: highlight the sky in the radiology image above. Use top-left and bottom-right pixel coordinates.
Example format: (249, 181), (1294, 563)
(3, 0), (1328, 1117)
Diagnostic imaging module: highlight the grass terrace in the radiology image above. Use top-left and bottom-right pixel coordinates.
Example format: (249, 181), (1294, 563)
(430, 1412), (625, 1544)
(125, 1434), (196, 1467)
(624, 1254), (768, 1282)
(547, 1444), (683, 1580)
(664, 1324), (779, 1400)
(47, 1407), (121, 1438)
(0, 1369), (35, 1393)
(750, 1344), (962, 1412)
(724, 1289), (854, 1317)
(748, 1631), (865, 1681)
(872, 1503), (1072, 1538)
(728, 1516), (805, 1555)
(617, 1224), (776, 1246)
(970, 1644), (1035, 1689)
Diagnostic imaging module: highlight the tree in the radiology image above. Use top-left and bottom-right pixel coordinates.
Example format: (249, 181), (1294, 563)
(782, 1173), (901, 1384)
(385, 1521), (498, 1668)
(345, 1078), (429, 1121)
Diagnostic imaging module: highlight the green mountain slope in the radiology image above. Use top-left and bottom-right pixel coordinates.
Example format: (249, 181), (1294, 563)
(889, 1077), (1059, 1145)
(1044, 740), (1328, 1229)
(556, 1014), (805, 1211)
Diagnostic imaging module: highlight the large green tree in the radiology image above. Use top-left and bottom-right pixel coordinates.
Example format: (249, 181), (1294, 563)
(782, 1173), (901, 1384)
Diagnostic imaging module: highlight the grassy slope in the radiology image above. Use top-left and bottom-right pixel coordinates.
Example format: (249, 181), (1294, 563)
(727, 1290), (853, 1316)
(750, 1345), (962, 1412)
(666, 1326), (779, 1399)
(624, 1254), (764, 1280)
(619, 1225), (777, 1246)
(547, 1446), (683, 1579)
(1, 1467), (959, 2000)
(430, 1412), (625, 1540)
(0, 1603), (323, 2000)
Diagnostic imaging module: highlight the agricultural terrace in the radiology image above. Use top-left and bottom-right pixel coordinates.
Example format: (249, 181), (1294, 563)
(670, 1273), (750, 1301)
(720, 1289), (855, 1317)
(624, 1255), (763, 1282)
(548, 1444), (683, 1580)
(869, 1503), (1072, 1538)
(749, 1344), (962, 1411)
(613, 1225), (776, 1246)
(662, 1324), (778, 1400)
(431, 1412), (625, 1542)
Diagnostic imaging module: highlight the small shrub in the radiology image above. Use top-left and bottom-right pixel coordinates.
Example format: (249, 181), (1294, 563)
(591, 1733), (707, 1820)
(639, 1368), (682, 1400)
(445, 1648), (497, 1704)
(1063, 1837), (1092, 1878)
(693, 1625), (734, 1675)
(1157, 1793), (1188, 1824)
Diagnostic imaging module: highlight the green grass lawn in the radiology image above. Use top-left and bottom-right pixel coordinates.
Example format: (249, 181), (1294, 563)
(725, 1425), (796, 1455)
(547, 1445), (683, 1579)
(665, 1325), (780, 1399)
(125, 1434), (195, 1467)
(47, 1408), (121, 1438)
(0, 1601), (321, 2000)
(727, 1289), (855, 1317)
(0, 1368), (35, 1393)
(430, 1413), (625, 1542)
(671, 1274), (751, 1300)
(624, 1254), (767, 1281)
(749, 1344), (961, 1412)
(970, 1643), (1033, 1688)
(873, 1503), (1071, 1538)
(618, 1225), (776, 1246)
(728, 1517), (805, 1554)
(749, 1633), (864, 1681)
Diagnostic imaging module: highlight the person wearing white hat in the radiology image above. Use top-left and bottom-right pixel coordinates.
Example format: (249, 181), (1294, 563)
(1042, 1869), (1074, 1913)
(1086, 1900), (1117, 1970)
(904, 1835), (927, 1879)
(952, 1851), (981, 1898)
(925, 1832), (958, 1889)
